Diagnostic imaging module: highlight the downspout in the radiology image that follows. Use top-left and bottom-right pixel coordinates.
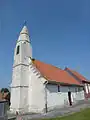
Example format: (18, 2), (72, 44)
(44, 81), (48, 113)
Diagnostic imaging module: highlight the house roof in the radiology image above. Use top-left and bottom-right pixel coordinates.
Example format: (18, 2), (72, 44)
(32, 59), (82, 86)
(65, 67), (90, 83)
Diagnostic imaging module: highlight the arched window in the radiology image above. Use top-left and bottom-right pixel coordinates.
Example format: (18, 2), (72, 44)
(16, 45), (20, 55)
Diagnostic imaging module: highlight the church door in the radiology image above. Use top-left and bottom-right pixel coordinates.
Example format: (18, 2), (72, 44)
(68, 91), (72, 106)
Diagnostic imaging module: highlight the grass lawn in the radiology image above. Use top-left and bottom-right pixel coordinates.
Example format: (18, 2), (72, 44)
(41, 108), (90, 120)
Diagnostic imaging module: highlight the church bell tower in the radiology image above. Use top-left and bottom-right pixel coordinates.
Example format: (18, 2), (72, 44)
(10, 24), (32, 113)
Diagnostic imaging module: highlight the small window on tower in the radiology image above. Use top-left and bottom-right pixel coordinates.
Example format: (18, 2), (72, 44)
(16, 45), (20, 55)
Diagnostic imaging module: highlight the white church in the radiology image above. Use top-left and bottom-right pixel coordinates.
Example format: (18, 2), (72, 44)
(10, 25), (88, 114)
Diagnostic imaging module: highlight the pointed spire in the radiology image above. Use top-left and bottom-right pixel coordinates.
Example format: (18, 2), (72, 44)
(20, 21), (28, 34)
(20, 25), (29, 35)
(17, 23), (30, 43)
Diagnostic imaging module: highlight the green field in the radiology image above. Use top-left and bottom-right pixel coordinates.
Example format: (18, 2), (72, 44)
(41, 108), (90, 120)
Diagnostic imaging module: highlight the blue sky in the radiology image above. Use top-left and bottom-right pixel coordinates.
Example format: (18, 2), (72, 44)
(0, 0), (90, 88)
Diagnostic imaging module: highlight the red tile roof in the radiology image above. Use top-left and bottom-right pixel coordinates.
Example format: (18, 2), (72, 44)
(32, 59), (82, 86)
(65, 67), (90, 83)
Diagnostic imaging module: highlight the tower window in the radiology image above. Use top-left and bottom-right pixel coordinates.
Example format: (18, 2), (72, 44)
(16, 45), (20, 55)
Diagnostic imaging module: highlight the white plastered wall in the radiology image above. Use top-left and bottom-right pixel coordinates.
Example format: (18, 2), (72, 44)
(46, 84), (84, 111)
(28, 63), (46, 113)
(10, 87), (20, 113)
(10, 65), (29, 113)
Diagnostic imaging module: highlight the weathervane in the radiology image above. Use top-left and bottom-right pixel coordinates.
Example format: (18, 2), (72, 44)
(24, 20), (27, 26)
